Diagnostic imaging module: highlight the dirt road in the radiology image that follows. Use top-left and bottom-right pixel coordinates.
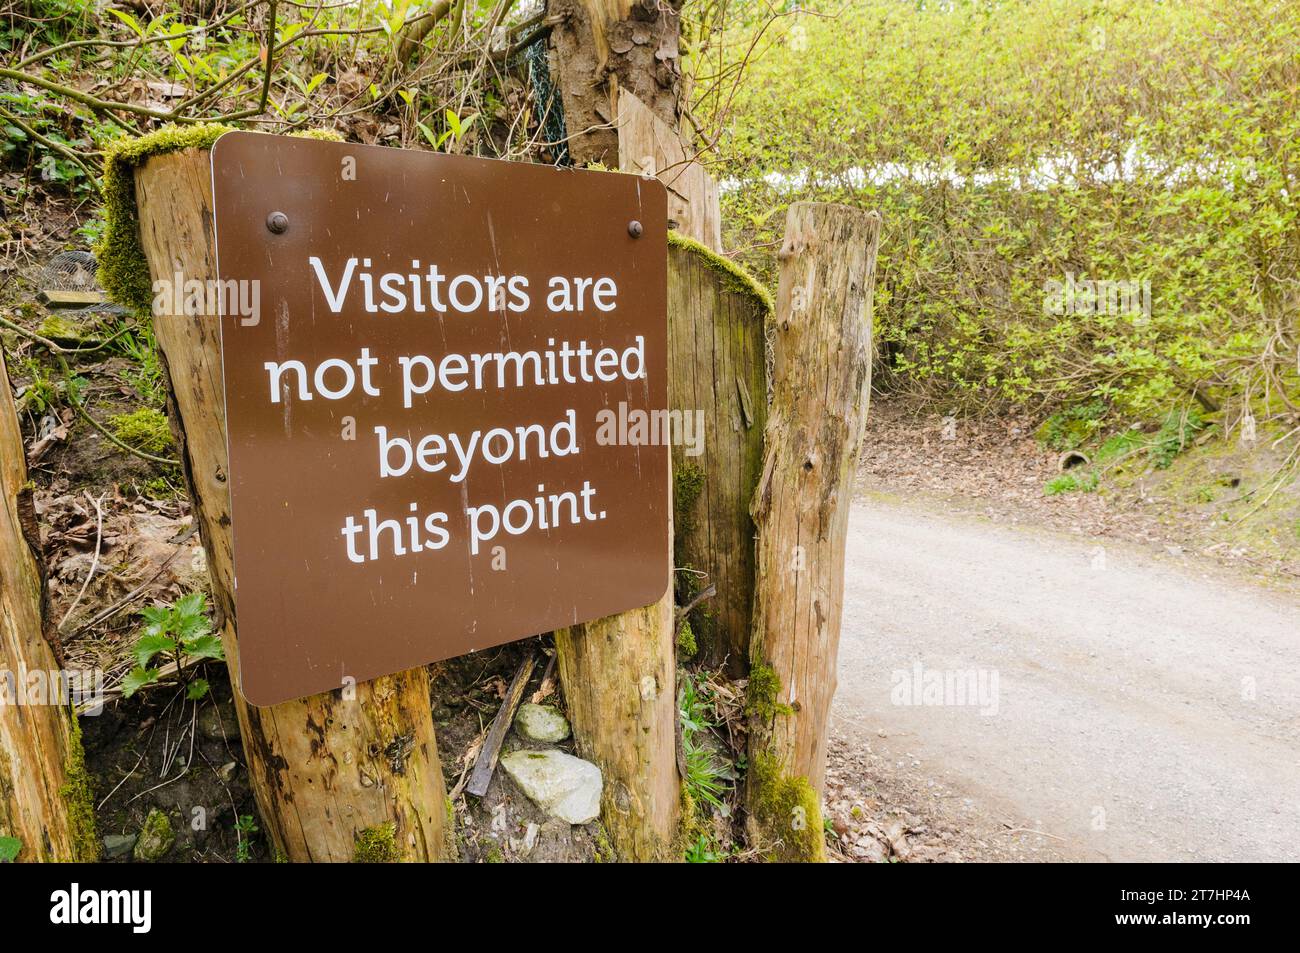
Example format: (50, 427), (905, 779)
(833, 494), (1300, 861)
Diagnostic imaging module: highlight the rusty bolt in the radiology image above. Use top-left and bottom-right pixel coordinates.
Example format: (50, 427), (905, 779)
(266, 211), (289, 234)
(627, 220), (643, 238)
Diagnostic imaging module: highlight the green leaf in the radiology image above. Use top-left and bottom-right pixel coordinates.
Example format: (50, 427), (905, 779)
(106, 8), (145, 39)
(0, 836), (20, 863)
(182, 633), (224, 662)
(121, 666), (161, 699)
(134, 632), (176, 668)
(186, 679), (211, 701)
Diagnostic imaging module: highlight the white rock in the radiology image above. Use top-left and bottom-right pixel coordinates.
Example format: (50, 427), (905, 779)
(514, 703), (571, 742)
(501, 749), (602, 825)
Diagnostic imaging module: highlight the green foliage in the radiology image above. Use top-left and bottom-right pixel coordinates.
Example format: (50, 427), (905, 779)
(235, 814), (258, 864)
(678, 674), (731, 811)
(1037, 401), (1109, 451)
(108, 407), (173, 456)
(711, 0), (1300, 422)
(684, 833), (723, 863)
(123, 592), (222, 699)
(0, 836), (21, 863)
(1044, 471), (1098, 496)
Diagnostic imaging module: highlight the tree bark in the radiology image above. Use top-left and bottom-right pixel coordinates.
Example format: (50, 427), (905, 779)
(547, 0), (684, 167)
(132, 148), (449, 863)
(554, 589), (679, 861)
(667, 239), (768, 674)
(745, 202), (880, 862)
(0, 352), (95, 862)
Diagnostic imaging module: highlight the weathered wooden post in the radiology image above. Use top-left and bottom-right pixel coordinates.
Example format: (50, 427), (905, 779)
(666, 234), (771, 673)
(0, 353), (97, 862)
(545, 0), (694, 861)
(109, 135), (450, 862)
(745, 202), (880, 862)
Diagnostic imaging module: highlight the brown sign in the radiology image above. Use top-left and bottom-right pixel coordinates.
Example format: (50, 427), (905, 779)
(210, 132), (669, 706)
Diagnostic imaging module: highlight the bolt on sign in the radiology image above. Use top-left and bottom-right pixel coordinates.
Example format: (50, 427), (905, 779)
(210, 132), (669, 706)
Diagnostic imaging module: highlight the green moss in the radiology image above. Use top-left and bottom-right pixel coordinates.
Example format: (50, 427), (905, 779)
(59, 712), (99, 862)
(748, 753), (824, 862)
(353, 822), (398, 863)
(668, 230), (774, 314)
(37, 314), (101, 346)
(96, 124), (345, 316)
(108, 407), (174, 456)
(746, 662), (792, 720)
(676, 619), (698, 658)
(484, 842), (505, 863)
(673, 460), (705, 535)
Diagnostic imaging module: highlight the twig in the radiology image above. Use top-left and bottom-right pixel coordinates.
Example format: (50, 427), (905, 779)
(58, 491), (105, 629)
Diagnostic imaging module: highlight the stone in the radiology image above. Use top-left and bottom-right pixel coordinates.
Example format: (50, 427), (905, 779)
(102, 833), (137, 859)
(513, 703), (570, 743)
(133, 808), (175, 862)
(500, 749), (602, 825)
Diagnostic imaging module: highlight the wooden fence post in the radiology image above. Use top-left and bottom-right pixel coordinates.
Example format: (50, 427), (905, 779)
(745, 202), (881, 862)
(0, 352), (97, 862)
(667, 236), (771, 674)
(554, 590), (679, 860)
(130, 146), (449, 863)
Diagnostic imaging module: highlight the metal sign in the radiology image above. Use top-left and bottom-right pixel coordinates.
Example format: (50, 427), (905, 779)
(210, 132), (669, 706)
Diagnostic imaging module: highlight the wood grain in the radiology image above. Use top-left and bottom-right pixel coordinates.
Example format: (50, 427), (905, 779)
(133, 148), (449, 862)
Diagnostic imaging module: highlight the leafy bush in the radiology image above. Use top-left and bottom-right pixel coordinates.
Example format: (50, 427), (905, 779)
(710, 0), (1300, 424)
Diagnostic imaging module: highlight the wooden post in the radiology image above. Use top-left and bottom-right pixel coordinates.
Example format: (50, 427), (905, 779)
(131, 148), (449, 863)
(619, 91), (722, 251)
(554, 592), (679, 860)
(745, 203), (880, 862)
(0, 352), (96, 862)
(667, 237), (770, 674)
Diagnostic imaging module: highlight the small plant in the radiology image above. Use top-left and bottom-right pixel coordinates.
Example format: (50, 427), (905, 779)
(235, 814), (258, 863)
(0, 836), (20, 863)
(679, 674), (732, 811)
(684, 833), (722, 863)
(1044, 472), (1098, 495)
(1036, 401), (1109, 451)
(122, 592), (223, 699)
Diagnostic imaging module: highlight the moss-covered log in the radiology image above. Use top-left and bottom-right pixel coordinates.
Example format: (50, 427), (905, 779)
(124, 140), (449, 863)
(745, 202), (881, 861)
(0, 352), (97, 862)
(667, 234), (770, 674)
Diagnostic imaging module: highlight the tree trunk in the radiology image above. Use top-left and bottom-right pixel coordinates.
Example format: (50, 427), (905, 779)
(744, 202), (880, 862)
(554, 590), (679, 861)
(132, 148), (449, 863)
(547, 0), (685, 167)
(0, 352), (96, 862)
(667, 238), (769, 674)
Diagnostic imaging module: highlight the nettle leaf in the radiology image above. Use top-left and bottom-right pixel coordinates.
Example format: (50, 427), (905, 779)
(134, 632), (176, 668)
(186, 679), (211, 701)
(173, 591), (206, 619)
(121, 666), (161, 699)
(0, 836), (20, 863)
(182, 634), (225, 662)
